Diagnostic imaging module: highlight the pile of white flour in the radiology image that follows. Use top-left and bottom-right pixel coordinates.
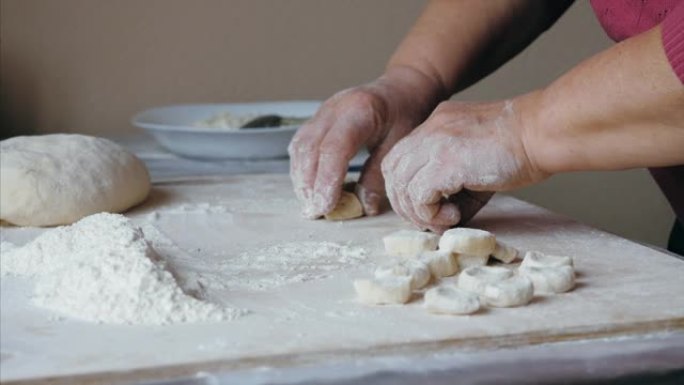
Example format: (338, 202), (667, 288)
(0, 213), (243, 325)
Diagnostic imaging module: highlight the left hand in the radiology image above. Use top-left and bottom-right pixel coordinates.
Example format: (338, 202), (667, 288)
(381, 98), (548, 233)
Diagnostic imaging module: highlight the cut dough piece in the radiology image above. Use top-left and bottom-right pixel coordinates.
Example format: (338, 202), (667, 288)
(491, 241), (519, 264)
(438, 228), (496, 256)
(519, 265), (575, 294)
(324, 191), (364, 221)
(0, 134), (150, 227)
(374, 260), (431, 290)
(419, 250), (459, 278)
(458, 266), (514, 296)
(483, 275), (534, 307)
(383, 230), (439, 257)
(454, 253), (489, 270)
(424, 285), (480, 315)
(521, 251), (574, 269)
(354, 276), (412, 305)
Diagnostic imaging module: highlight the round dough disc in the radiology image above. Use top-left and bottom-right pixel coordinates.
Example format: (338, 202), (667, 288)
(483, 275), (534, 307)
(519, 265), (575, 294)
(438, 228), (496, 256)
(457, 266), (513, 296)
(521, 251), (574, 269)
(424, 285), (480, 315)
(0, 134), (151, 226)
(354, 276), (412, 305)
(324, 191), (364, 221)
(375, 259), (431, 290)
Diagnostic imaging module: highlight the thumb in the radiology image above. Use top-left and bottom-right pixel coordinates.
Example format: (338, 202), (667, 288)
(356, 147), (391, 216)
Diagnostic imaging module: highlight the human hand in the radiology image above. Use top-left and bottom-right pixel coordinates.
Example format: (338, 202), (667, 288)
(288, 67), (443, 218)
(381, 97), (547, 233)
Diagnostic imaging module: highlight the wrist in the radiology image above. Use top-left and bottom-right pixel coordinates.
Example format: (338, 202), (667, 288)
(377, 65), (448, 116)
(514, 90), (554, 180)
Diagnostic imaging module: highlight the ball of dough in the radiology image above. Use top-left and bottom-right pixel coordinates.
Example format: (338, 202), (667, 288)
(0, 134), (151, 226)
(383, 230), (439, 257)
(353, 276), (412, 305)
(375, 260), (431, 290)
(424, 285), (480, 315)
(324, 191), (364, 221)
(438, 228), (496, 256)
(419, 250), (459, 278)
(491, 241), (519, 264)
(482, 275), (534, 307)
(521, 251), (574, 269)
(458, 266), (513, 296)
(519, 265), (575, 294)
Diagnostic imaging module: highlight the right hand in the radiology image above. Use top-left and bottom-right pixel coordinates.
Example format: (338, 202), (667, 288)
(288, 67), (443, 218)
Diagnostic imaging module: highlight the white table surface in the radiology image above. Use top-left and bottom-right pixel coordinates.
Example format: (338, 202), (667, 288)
(121, 135), (684, 385)
(1, 135), (682, 385)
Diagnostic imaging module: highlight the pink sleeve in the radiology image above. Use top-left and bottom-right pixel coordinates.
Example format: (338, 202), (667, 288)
(663, 2), (684, 84)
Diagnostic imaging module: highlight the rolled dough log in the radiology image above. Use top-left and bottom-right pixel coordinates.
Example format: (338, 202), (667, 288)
(383, 230), (439, 257)
(419, 250), (459, 278)
(324, 191), (364, 221)
(353, 276), (412, 305)
(424, 285), (480, 315)
(438, 228), (496, 256)
(374, 260), (431, 290)
(0, 134), (150, 227)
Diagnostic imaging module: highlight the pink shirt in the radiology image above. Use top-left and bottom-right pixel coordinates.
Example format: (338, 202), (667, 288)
(591, 0), (684, 224)
(590, 0), (684, 82)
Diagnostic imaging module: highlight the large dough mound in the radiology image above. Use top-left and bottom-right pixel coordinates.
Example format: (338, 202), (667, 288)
(1, 134), (151, 226)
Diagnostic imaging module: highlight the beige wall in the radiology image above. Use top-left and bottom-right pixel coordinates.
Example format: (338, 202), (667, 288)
(1, 1), (675, 246)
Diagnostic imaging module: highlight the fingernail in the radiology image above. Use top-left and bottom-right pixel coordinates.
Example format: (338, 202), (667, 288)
(297, 187), (311, 200)
(356, 185), (381, 216)
(297, 188), (320, 219)
(363, 193), (381, 216)
(312, 192), (329, 215)
(440, 204), (461, 225)
(301, 203), (321, 219)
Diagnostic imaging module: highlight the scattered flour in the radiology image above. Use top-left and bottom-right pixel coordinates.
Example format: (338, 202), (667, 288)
(146, 199), (298, 218)
(0, 213), (244, 325)
(222, 241), (369, 291)
(162, 203), (231, 214)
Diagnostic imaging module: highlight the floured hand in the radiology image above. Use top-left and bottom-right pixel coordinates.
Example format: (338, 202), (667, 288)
(288, 67), (443, 219)
(381, 98), (547, 233)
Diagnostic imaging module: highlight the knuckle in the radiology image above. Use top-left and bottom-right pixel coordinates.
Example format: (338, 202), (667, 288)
(288, 135), (316, 155)
(341, 89), (387, 127)
(318, 141), (347, 159)
(346, 88), (382, 108)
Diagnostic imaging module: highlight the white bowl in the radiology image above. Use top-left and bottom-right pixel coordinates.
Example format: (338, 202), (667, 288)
(131, 101), (320, 160)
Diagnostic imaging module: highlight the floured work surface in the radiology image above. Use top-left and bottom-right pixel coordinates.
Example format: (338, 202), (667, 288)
(1, 174), (683, 383)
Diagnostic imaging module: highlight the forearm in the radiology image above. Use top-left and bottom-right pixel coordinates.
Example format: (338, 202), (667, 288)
(523, 25), (684, 175)
(385, 0), (573, 99)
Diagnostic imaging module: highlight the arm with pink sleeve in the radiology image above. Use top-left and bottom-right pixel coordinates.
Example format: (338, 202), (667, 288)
(520, 3), (684, 219)
(663, 2), (684, 83)
(651, 3), (684, 229)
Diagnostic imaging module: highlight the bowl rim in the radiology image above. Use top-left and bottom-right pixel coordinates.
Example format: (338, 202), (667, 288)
(131, 101), (320, 134)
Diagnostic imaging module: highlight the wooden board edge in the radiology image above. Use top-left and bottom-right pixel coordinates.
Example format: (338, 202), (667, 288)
(4, 317), (684, 385)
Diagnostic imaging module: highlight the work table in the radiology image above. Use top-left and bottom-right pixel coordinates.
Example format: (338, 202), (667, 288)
(0, 135), (682, 385)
